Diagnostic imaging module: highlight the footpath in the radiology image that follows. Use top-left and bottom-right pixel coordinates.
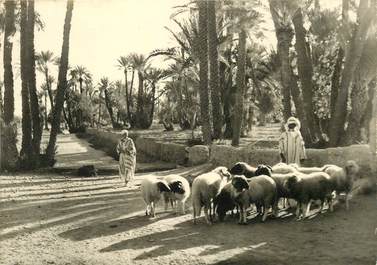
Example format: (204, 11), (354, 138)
(53, 133), (177, 175)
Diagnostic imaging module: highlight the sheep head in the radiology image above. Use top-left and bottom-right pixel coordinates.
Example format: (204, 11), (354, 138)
(284, 175), (300, 193)
(213, 166), (231, 180)
(157, 180), (171, 193)
(255, 164), (272, 177)
(169, 180), (185, 194)
(231, 175), (249, 192)
(229, 162), (245, 175)
(345, 160), (359, 177)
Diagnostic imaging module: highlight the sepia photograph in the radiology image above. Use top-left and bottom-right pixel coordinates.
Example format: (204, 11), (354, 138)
(0, 0), (376, 264)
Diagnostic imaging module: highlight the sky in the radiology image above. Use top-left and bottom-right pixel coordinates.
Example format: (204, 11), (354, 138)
(5, 0), (340, 116)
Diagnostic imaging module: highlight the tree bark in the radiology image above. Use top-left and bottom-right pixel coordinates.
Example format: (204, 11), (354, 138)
(329, 0), (374, 146)
(269, 1), (293, 120)
(27, 0), (42, 158)
(207, 0), (222, 139)
(198, 0), (212, 145)
(20, 0), (33, 165)
(46, 0), (74, 162)
(232, 29), (246, 146)
(104, 89), (116, 128)
(292, 8), (320, 142)
(124, 69), (131, 122)
(3, 0), (16, 125)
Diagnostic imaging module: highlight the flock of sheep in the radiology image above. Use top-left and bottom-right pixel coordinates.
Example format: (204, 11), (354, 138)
(140, 160), (360, 224)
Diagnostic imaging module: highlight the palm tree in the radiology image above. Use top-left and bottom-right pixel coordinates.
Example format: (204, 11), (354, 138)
(198, 0), (212, 145)
(2, 0), (18, 170)
(36, 50), (56, 111)
(73, 65), (91, 95)
(329, 0), (375, 146)
(117, 56), (131, 121)
(41, 82), (49, 130)
(20, 0), (33, 166)
(128, 53), (149, 128)
(207, 0), (222, 139)
(46, 0), (74, 163)
(98, 77), (116, 128)
(27, 0), (42, 158)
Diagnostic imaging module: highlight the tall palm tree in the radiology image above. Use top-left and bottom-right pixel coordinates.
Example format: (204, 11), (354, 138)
(2, 0), (18, 170)
(117, 56), (131, 121)
(36, 50), (56, 110)
(20, 0), (33, 166)
(46, 0), (74, 163)
(73, 65), (91, 95)
(98, 77), (116, 128)
(198, 0), (212, 144)
(26, 0), (42, 158)
(329, 0), (375, 146)
(128, 53), (149, 128)
(207, 0), (222, 139)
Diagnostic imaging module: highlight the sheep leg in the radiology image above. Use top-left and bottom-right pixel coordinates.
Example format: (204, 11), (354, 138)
(181, 201), (185, 215)
(261, 205), (269, 222)
(164, 195), (169, 212)
(204, 205), (212, 225)
(345, 193), (350, 210)
(301, 202), (309, 219)
(238, 205), (244, 224)
(295, 202), (301, 218)
(305, 201), (312, 217)
(243, 206), (248, 224)
(151, 202), (156, 218)
(145, 204), (150, 216)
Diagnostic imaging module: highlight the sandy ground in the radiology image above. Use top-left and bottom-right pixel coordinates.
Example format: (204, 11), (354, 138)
(0, 169), (376, 265)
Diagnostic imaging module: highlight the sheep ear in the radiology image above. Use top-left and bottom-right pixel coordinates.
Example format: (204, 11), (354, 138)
(267, 165), (272, 171)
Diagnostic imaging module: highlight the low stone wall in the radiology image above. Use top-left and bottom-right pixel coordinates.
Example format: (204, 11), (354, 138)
(210, 144), (376, 176)
(86, 128), (187, 164)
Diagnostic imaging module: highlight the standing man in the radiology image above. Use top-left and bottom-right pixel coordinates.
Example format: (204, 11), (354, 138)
(279, 116), (307, 165)
(116, 130), (136, 187)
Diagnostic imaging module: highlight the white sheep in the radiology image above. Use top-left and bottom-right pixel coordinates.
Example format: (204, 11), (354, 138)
(192, 166), (231, 224)
(140, 175), (171, 217)
(271, 162), (298, 174)
(322, 160), (359, 210)
(162, 174), (191, 215)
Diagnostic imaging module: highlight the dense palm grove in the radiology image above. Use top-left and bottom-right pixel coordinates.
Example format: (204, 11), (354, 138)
(0, 0), (376, 171)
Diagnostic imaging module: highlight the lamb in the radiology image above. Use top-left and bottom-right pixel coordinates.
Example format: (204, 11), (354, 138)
(162, 174), (191, 215)
(322, 160), (359, 210)
(213, 182), (239, 221)
(289, 164), (326, 174)
(191, 166), (231, 224)
(140, 175), (171, 217)
(283, 172), (334, 219)
(232, 174), (278, 224)
(229, 162), (256, 178)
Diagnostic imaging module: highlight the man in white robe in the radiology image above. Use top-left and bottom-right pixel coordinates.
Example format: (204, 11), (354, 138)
(279, 117), (307, 165)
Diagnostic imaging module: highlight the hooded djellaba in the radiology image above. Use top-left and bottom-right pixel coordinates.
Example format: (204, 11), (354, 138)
(116, 130), (136, 186)
(278, 117), (307, 166)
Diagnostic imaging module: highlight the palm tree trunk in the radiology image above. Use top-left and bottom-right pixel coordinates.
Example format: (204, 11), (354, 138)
(208, 0), (222, 139)
(231, 29), (246, 146)
(269, 1), (292, 120)
(104, 89), (116, 128)
(124, 69), (131, 122)
(98, 95), (101, 128)
(292, 8), (320, 142)
(198, 0), (211, 145)
(2, 0), (18, 170)
(3, 0), (16, 125)
(44, 91), (49, 130)
(20, 0), (33, 166)
(27, 0), (42, 158)
(129, 70), (135, 108)
(329, 0), (374, 146)
(343, 72), (369, 145)
(46, 0), (74, 162)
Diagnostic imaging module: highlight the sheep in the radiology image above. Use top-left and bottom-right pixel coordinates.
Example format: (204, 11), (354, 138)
(255, 164), (295, 209)
(162, 174), (191, 215)
(229, 162), (256, 178)
(283, 172), (334, 219)
(213, 182), (239, 221)
(191, 166), (231, 224)
(289, 164), (326, 174)
(232, 174), (278, 224)
(140, 175), (171, 217)
(271, 162), (298, 174)
(322, 160), (360, 210)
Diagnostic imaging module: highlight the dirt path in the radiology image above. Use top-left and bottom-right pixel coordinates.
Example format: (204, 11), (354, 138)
(53, 133), (176, 174)
(0, 168), (376, 265)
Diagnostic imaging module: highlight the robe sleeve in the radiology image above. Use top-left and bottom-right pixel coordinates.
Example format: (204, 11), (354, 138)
(297, 132), (307, 159)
